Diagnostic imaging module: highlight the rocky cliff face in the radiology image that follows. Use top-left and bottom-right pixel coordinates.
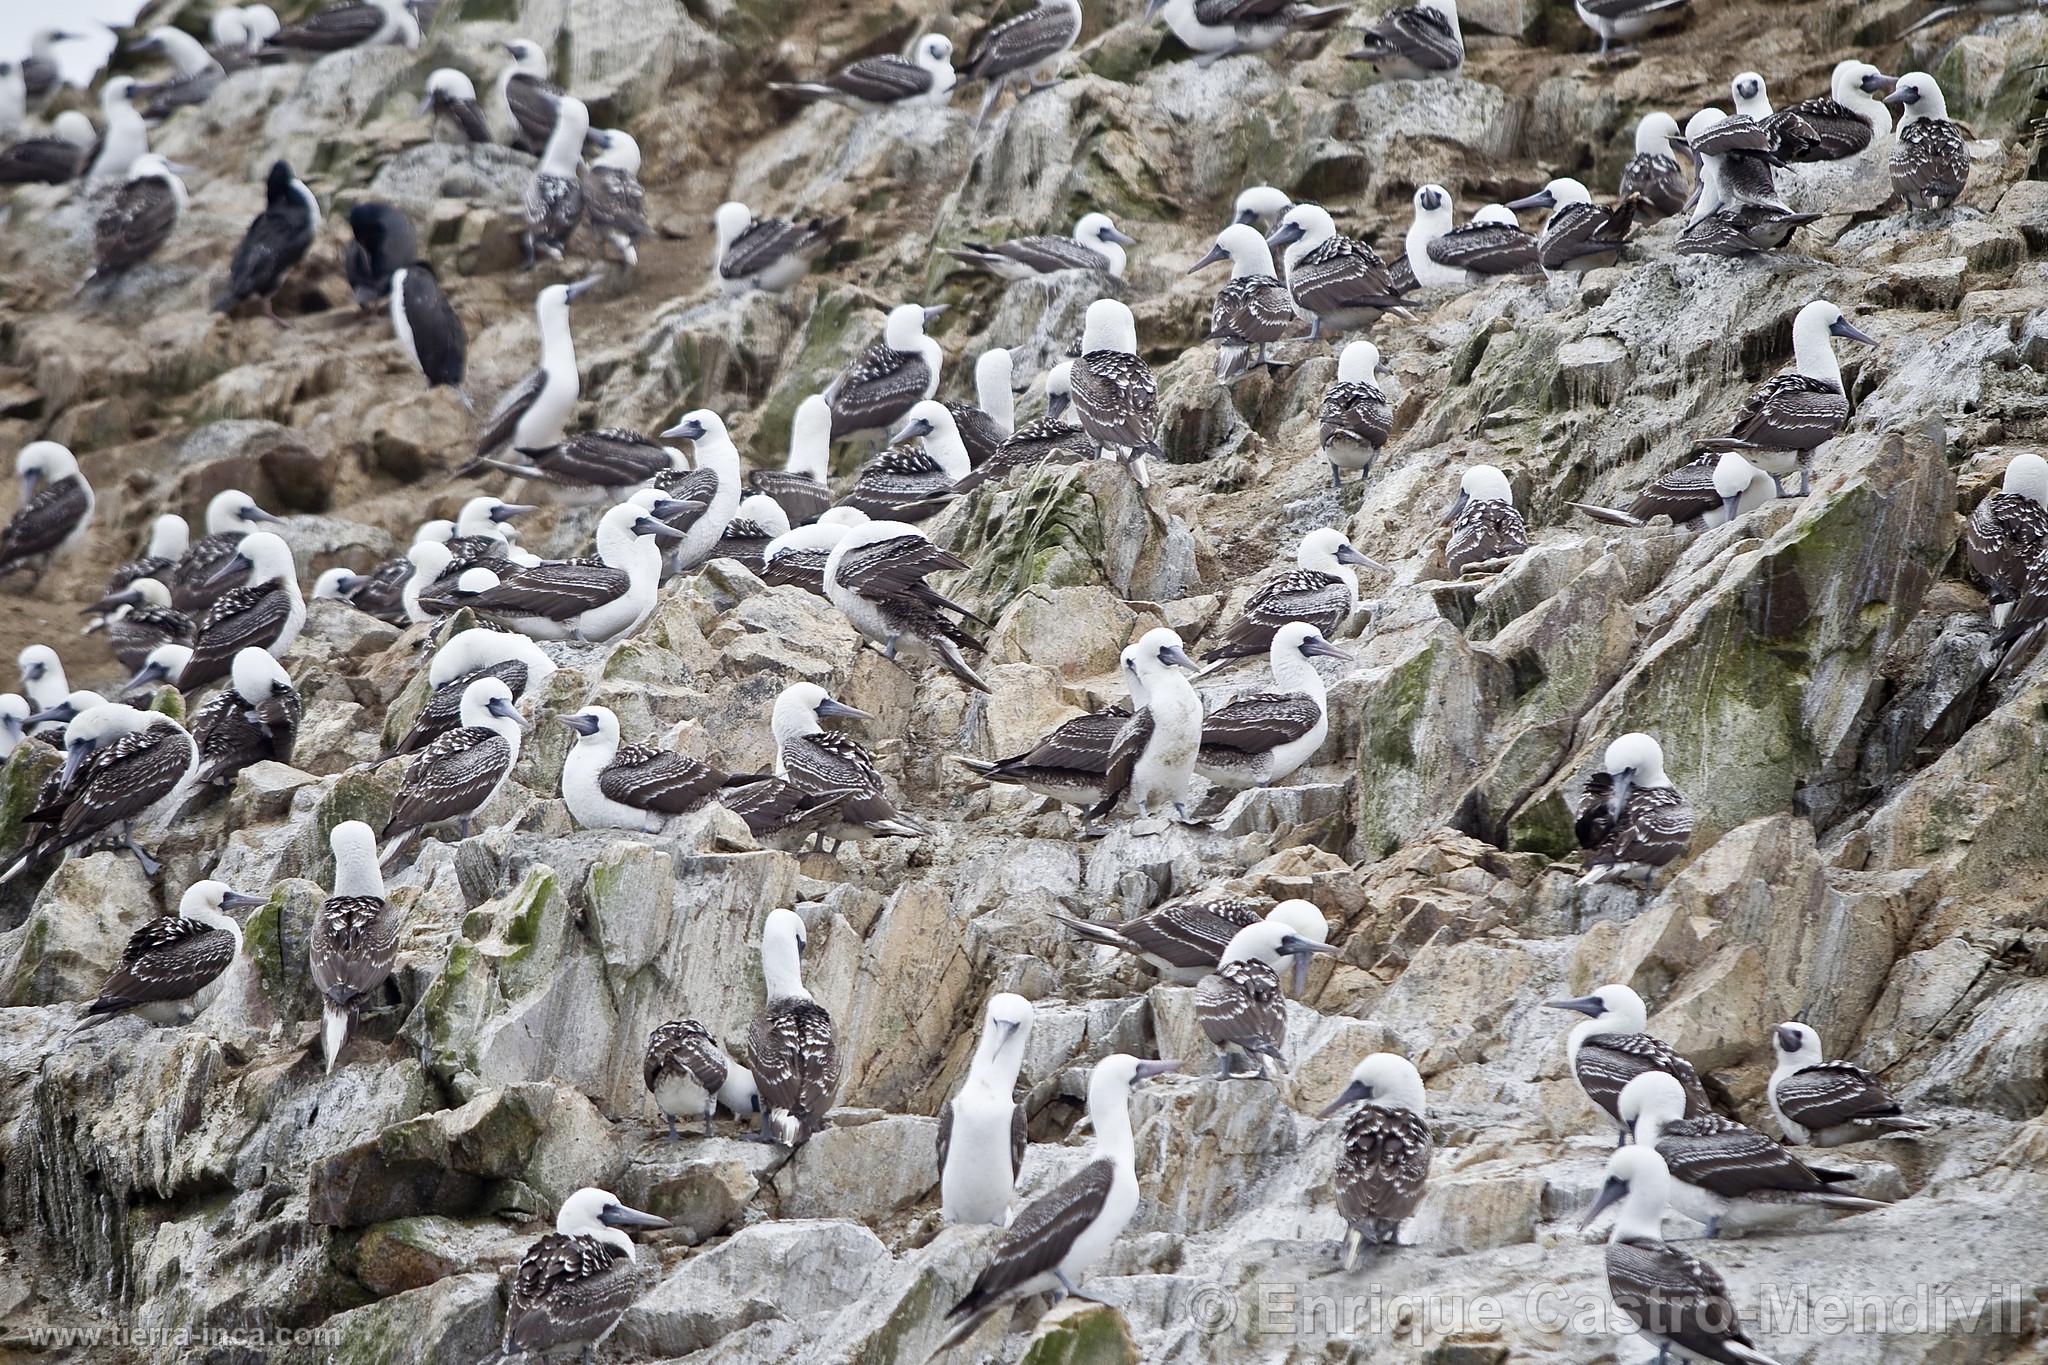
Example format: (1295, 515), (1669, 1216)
(2, 0), (2047, 1361)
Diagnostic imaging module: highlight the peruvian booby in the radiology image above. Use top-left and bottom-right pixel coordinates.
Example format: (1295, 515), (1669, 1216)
(379, 676), (525, 862)
(1196, 622), (1347, 790)
(494, 39), (561, 152)
(190, 647), (299, 785)
(496, 1188), (670, 1362)
(713, 200), (846, 295)
(1322, 1053), (1432, 1266)
(645, 1020), (760, 1138)
(750, 907), (839, 1145)
(184, 531), (305, 690)
(1059, 895), (1328, 984)
(939, 993), (1034, 1226)
(88, 155), (186, 284)
(560, 706), (737, 832)
(132, 27), (225, 119)
(1574, 0), (1690, 55)
(836, 402), (972, 522)
(1441, 464), (1527, 576)
(1698, 299), (1872, 498)
(1620, 1072), (1888, 1238)
(957, 361), (1092, 492)
(1964, 453), (2048, 625)
(17, 644), (69, 733)
(1507, 177), (1637, 272)
(170, 490), (284, 612)
(121, 647), (191, 698)
(1570, 450), (1776, 530)
(0, 695), (27, 761)
(652, 411), (744, 573)
(88, 577), (196, 672)
(718, 778), (856, 850)
(1886, 72), (1969, 209)
(311, 819), (398, 1072)
(462, 499), (679, 641)
(398, 541), (468, 624)
(584, 130), (648, 267)
(1071, 298), (1162, 486)
(1730, 70), (1773, 120)
(1088, 628), (1203, 823)
(1348, 0), (1462, 79)
(1147, 0), (1349, 66)
(1574, 731), (1694, 885)
(750, 395), (835, 526)
(1202, 527), (1379, 663)
(710, 495), (792, 572)
(824, 515), (989, 692)
(213, 160), (319, 323)
(80, 880), (261, 1025)
(947, 213), (1135, 279)
(20, 29), (81, 107)
(524, 95), (589, 267)
(1545, 983), (1712, 1136)
(1769, 1022), (1934, 1147)
(0, 109), (96, 184)
(388, 262), (467, 391)
(827, 303), (946, 441)
(760, 507), (870, 596)
(0, 442), (94, 588)
(1192, 223), (1298, 381)
(391, 627), (556, 757)
(938, 1054), (1180, 1352)
(1195, 919), (1336, 1077)
(947, 348), (1018, 469)
(469, 277), (601, 470)
(2, 703), (198, 881)
(490, 427), (683, 494)
(962, 0), (1085, 123)
(770, 33), (958, 107)
(1318, 340), (1395, 488)
(771, 682), (927, 846)
(1268, 203), (1406, 339)
(344, 202), (418, 306)
(105, 514), (191, 599)
(1764, 59), (1894, 163)
(86, 78), (148, 185)
(263, 0), (419, 55)
(1677, 109), (1820, 256)
(1619, 112), (1691, 218)
(1231, 185), (1292, 229)
(1582, 1148), (1791, 1365)
(957, 687), (1136, 809)
(1404, 185), (1540, 289)
(420, 67), (490, 143)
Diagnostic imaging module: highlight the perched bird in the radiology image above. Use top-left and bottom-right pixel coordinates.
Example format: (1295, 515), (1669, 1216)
(132, 26), (225, 119)
(496, 1188), (669, 1363)
(1886, 72), (1969, 210)
(945, 348), (1019, 468)
(494, 38), (561, 152)
(379, 676), (526, 863)
(389, 627), (557, 758)
(712, 200), (846, 295)
(1231, 185), (1292, 229)
(1348, 0), (1463, 79)
(0, 442), (94, 589)
(344, 202), (418, 307)
(20, 29), (80, 107)
(962, 0), (1085, 123)
(957, 688), (1136, 809)
(184, 532), (305, 691)
(189, 647), (299, 785)
(836, 402), (972, 522)
(86, 78), (148, 185)
(1678, 109), (1820, 256)
(470, 277), (601, 470)
(938, 1054), (1180, 1352)
(1195, 919), (1336, 1077)
(486, 427), (683, 494)
(1507, 177), (1637, 272)
(1322, 1053), (1432, 1267)
(460, 499), (681, 641)
(1146, 0), (1349, 66)
(1582, 1148), (1792, 1365)
(79, 881), (261, 1025)
(770, 682), (926, 847)
(1573, 731), (1694, 885)
(0, 109), (96, 184)
(560, 706), (736, 832)
(1618, 112), (1691, 219)
(1764, 59), (1895, 164)
(749, 907), (839, 1146)
(1730, 70), (1773, 120)
(1059, 895), (1328, 986)
(717, 778), (857, 851)
(939, 993), (1034, 1225)
(170, 489), (283, 611)
(957, 361), (1093, 491)
(760, 507), (871, 597)
(1769, 1022), (1934, 1147)
(1545, 983), (1712, 1137)
(644, 1020), (759, 1138)
(1317, 340), (1395, 489)
(652, 411), (744, 573)
(1963, 453), (2048, 625)
(310, 820), (398, 1073)
(88, 155), (187, 284)
(103, 514), (191, 600)
(1267, 203), (1406, 339)
(1, 703), (199, 881)
(1403, 185), (1540, 289)
(584, 130), (648, 267)
(524, 94), (589, 267)
(17, 644), (69, 732)
(1569, 450), (1776, 530)
(420, 67), (490, 143)
(1698, 299), (1873, 498)
(1088, 628), (1204, 823)
(1201, 527), (1379, 663)
(1620, 1072), (1888, 1239)
(1196, 622), (1348, 790)
(213, 160), (320, 323)
(1574, 0), (1690, 56)
(263, 0), (419, 54)
(388, 263), (467, 391)
(1441, 464), (1527, 576)
(824, 514), (989, 693)
(749, 394), (835, 526)
(0, 694), (29, 761)
(121, 646), (192, 698)
(711, 495), (792, 572)
(826, 303), (946, 441)
(1191, 222), (1298, 381)
(947, 212), (1136, 279)
(769, 33), (958, 108)
(1071, 299), (1162, 485)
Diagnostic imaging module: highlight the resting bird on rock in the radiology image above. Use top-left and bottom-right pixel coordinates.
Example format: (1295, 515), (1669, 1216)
(1886, 72), (1969, 210)
(1574, 732), (1693, 886)
(495, 1188), (669, 1364)
(1191, 223), (1298, 381)
(1322, 1053), (1432, 1267)
(1698, 299), (1873, 498)
(1440, 464), (1527, 576)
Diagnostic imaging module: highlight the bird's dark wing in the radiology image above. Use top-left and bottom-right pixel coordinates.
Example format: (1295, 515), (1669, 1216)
(87, 916), (236, 1014)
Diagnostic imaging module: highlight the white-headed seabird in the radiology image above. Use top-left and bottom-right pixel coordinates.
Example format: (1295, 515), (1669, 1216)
(170, 490), (283, 612)
(947, 213), (1136, 279)
(1192, 223), (1298, 381)
(645, 1019), (760, 1137)
(1441, 463), (1528, 576)
(1582, 1148), (1791, 1365)
(1677, 109), (1820, 256)
(0, 109), (95, 185)
(3, 702), (198, 881)
(584, 130), (648, 267)
(0, 442), (94, 588)
(770, 33), (958, 107)
(1318, 340), (1395, 488)
(750, 907), (839, 1146)
(1574, 0), (1689, 55)
(391, 627), (556, 757)
(1071, 298), (1162, 486)
(837, 401), (972, 522)
(1730, 70), (1773, 120)
(1570, 450), (1776, 530)
(1545, 983), (1712, 1137)
(939, 992), (1034, 1225)
(105, 514), (191, 599)
(750, 395), (835, 526)
(938, 1054), (1180, 1352)
(379, 676), (525, 862)
(1699, 299), (1873, 498)
(20, 29), (81, 108)
(462, 499), (680, 641)
(88, 155), (186, 284)
(489, 427), (683, 494)
(947, 348), (1018, 468)
(958, 678), (1137, 809)
(1195, 919), (1337, 1077)
(263, 0), (419, 55)
(213, 160), (319, 323)
(1348, 0), (1462, 79)
(962, 0), (1085, 123)
(311, 819), (398, 1072)
(1404, 185), (1539, 289)
(712, 494), (792, 571)
(388, 262), (467, 392)
(345, 202), (418, 307)
(79, 880), (262, 1025)
(1619, 1072), (1889, 1238)
(1769, 1022), (1934, 1147)
(1059, 894), (1328, 983)
(189, 646), (299, 785)
(1764, 59), (1894, 164)
(771, 682), (927, 847)
(712, 200), (846, 295)
(496, 1188), (670, 1361)
(1574, 731), (1694, 885)
(760, 507), (870, 597)
(825, 516), (989, 692)
(1619, 112), (1691, 219)
(1089, 628), (1203, 823)
(524, 94), (590, 267)
(132, 26), (225, 120)
(1965, 453), (2048, 626)
(1197, 622), (1348, 790)
(1886, 72), (1969, 210)
(420, 67), (491, 143)
(957, 361), (1092, 492)
(1147, 0), (1349, 66)
(468, 277), (601, 471)
(1267, 203), (1406, 339)
(18, 644), (69, 732)
(87, 78), (148, 185)
(827, 303), (946, 441)
(1231, 185), (1292, 229)
(121, 647), (190, 698)
(1507, 177), (1638, 272)
(1202, 527), (1379, 663)
(560, 705), (737, 832)
(0, 695), (28, 761)
(1322, 1053), (1432, 1266)
(184, 531), (305, 691)
(495, 39), (561, 152)
(652, 410), (744, 573)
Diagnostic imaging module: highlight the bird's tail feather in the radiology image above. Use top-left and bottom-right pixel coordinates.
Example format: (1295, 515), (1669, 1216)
(321, 1001), (351, 1074)
(1568, 501), (1646, 528)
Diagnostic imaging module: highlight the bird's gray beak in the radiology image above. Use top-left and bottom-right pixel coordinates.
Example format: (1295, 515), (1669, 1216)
(21, 471), (42, 500)
(598, 1202), (672, 1231)
(1160, 644), (1197, 670)
(1883, 86), (1917, 107)
(1439, 490), (1470, 526)
(59, 739), (91, 786)
(122, 663), (168, 693)
(1545, 995), (1605, 1017)
(502, 40), (521, 55)
(634, 515), (685, 540)
(816, 697), (872, 722)
(561, 712), (602, 736)
(660, 418), (706, 441)
(1830, 318), (1877, 345)
(888, 417), (935, 445)
(1231, 208), (1257, 226)
(205, 552), (253, 588)
(995, 1019), (1022, 1044)
(1613, 770), (1635, 813)
(417, 93), (436, 114)
(1317, 1078), (1371, 1119)
(1334, 543), (1385, 571)
(23, 661), (46, 681)
(221, 890), (268, 911)
(1863, 72), (1897, 95)
(1133, 1059), (1181, 1081)
(1265, 221), (1305, 250)
(1775, 1024), (1803, 1053)
(1047, 392), (1071, 420)
(491, 503), (537, 523)
(648, 497), (690, 520)
(241, 506), (284, 524)
(1302, 635), (1351, 663)
(564, 275), (604, 301)
(921, 305), (949, 325)
(27, 702), (75, 725)
(487, 696), (528, 727)
(85, 589), (143, 614)
(1580, 1175), (1628, 1230)
(1105, 227), (1138, 247)
(1506, 190), (1553, 211)
(1188, 243), (1230, 273)
(1721, 492), (1742, 524)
